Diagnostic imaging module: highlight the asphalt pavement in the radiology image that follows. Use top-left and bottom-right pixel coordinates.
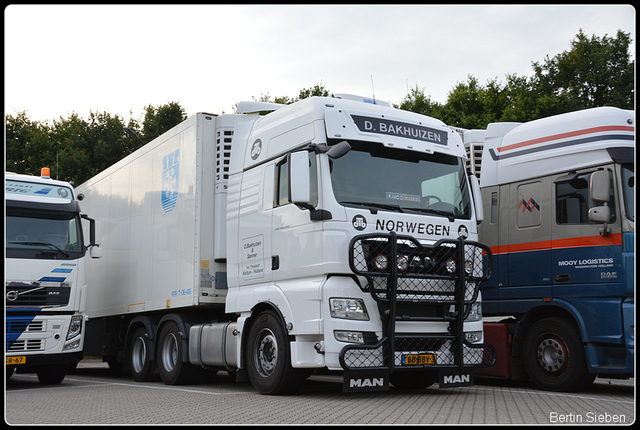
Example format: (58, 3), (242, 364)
(5, 359), (635, 425)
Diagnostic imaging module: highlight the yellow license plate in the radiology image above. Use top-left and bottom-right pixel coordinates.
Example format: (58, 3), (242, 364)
(401, 353), (436, 366)
(6, 356), (27, 365)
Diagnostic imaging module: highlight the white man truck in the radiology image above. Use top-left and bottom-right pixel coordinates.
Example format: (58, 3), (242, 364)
(466, 107), (634, 391)
(76, 95), (495, 394)
(5, 169), (100, 384)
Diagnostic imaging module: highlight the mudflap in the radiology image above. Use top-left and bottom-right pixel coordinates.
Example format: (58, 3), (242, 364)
(438, 368), (474, 388)
(343, 369), (390, 393)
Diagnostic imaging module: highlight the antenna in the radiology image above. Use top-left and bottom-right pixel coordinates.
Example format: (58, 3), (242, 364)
(370, 75), (376, 105)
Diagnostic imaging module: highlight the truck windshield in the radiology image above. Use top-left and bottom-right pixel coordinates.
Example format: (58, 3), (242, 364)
(329, 141), (472, 219)
(6, 207), (84, 259)
(621, 164), (634, 221)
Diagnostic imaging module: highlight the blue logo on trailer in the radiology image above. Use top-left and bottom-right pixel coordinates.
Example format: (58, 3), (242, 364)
(162, 149), (179, 213)
(34, 187), (53, 195)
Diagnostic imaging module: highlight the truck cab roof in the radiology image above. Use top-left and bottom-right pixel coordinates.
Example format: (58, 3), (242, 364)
(233, 96), (466, 173)
(5, 171), (77, 205)
(477, 106), (634, 187)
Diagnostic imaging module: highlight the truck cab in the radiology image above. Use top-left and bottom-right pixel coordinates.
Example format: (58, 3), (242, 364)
(472, 107), (634, 391)
(225, 96), (494, 392)
(5, 169), (100, 384)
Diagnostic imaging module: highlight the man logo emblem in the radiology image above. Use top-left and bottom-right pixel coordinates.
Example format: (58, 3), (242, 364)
(458, 225), (469, 239)
(352, 215), (367, 231)
(250, 139), (262, 160)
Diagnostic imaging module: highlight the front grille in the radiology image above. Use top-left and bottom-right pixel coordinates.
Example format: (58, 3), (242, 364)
(6, 282), (70, 307)
(343, 232), (496, 372)
(350, 234), (491, 320)
(341, 336), (495, 369)
(7, 339), (44, 352)
(6, 319), (44, 333)
(350, 235), (491, 306)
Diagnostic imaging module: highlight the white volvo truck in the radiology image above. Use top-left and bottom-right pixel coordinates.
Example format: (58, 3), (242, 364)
(6, 169), (100, 384)
(76, 95), (495, 394)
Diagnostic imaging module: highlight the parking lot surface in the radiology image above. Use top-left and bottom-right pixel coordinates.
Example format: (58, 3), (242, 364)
(5, 360), (634, 425)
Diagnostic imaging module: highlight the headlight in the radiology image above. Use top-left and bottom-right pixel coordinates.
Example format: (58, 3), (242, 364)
(465, 302), (482, 322)
(445, 258), (457, 274)
(397, 255), (409, 272)
(66, 315), (83, 340)
(464, 260), (474, 276)
(329, 298), (369, 320)
(374, 254), (388, 271)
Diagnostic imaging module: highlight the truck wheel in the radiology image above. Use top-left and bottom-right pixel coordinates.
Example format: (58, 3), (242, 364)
(246, 311), (307, 395)
(37, 364), (68, 384)
(157, 322), (198, 385)
(390, 370), (438, 389)
(522, 318), (595, 392)
(129, 327), (157, 382)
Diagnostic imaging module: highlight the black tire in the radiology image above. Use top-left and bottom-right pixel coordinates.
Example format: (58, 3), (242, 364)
(157, 322), (198, 385)
(245, 311), (308, 395)
(390, 370), (438, 390)
(129, 327), (157, 382)
(37, 364), (68, 385)
(522, 317), (595, 392)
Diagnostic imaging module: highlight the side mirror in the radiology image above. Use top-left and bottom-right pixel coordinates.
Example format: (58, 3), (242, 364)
(588, 171), (612, 236)
(81, 213), (103, 256)
(90, 246), (103, 259)
(81, 214), (98, 246)
(588, 206), (611, 224)
(468, 175), (484, 223)
(288, 151), (310, 206)
(590, 170), (610, 203)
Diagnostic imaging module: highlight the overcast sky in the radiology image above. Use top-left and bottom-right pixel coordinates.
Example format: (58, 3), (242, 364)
(4, 4), (635, 123)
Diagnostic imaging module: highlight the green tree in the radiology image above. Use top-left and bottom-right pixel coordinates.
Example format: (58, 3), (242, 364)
(398, 30), (633, 129)
(246, 82), (331, 108)
(295, 82), (330, 100)
(6, 111), (52, 176)
(499, 74), (539, 122)
(396, 85), (444, 118)
(141, 101), (188, 143)
(49, 112), (91, 184)
(5, 102), (187, 185)
(139, 102), (187, 143)
(531, 29), (634, 115)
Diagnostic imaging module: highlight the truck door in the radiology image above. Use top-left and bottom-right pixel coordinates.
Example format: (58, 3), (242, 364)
(551, 168), (622, 286)
(269, 150), (324, 334)
(551, 168), (624, 344)
(504, 179), (553, 298)
(271, 151), (324, 282)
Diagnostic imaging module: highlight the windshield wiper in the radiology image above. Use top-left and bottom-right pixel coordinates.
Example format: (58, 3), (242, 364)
(341, 201), (405, 213)
(403, 207), (456, 222)
(8, 241), (70, 257)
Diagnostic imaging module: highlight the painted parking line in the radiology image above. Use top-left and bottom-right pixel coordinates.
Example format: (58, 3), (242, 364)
(7, 374), (255, 396)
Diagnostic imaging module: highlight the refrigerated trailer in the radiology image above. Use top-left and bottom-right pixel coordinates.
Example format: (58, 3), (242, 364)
(467, 106), (634, 391)
(5, 169), (100, 384)
(76, 95), (495, 394)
